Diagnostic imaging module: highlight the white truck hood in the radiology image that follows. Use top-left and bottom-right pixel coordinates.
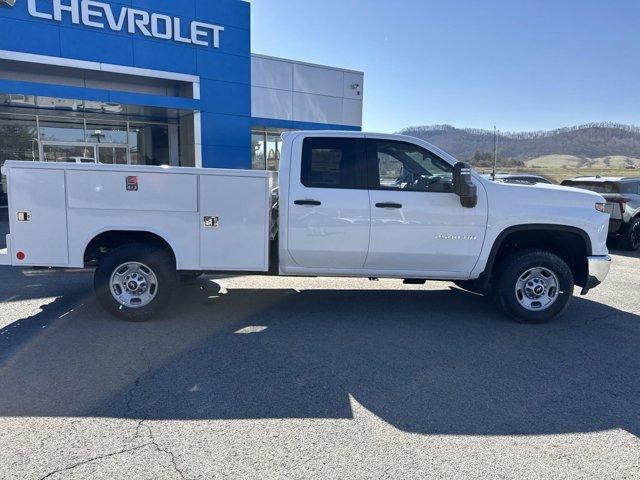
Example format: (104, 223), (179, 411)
(488, 180), (606, 205)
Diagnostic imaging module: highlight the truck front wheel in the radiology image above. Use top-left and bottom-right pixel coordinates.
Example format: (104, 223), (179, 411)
(94, 243), (178, 321)
(496, 249), (574, 323)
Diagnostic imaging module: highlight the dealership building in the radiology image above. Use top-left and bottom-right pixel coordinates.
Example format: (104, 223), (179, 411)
(0, 0), (363, 177)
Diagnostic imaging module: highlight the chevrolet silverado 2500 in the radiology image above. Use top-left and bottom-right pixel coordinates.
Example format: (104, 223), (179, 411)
(0, 131), (612, 323)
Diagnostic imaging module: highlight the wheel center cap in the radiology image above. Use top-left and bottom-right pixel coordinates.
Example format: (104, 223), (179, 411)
(534, 285), (545, 295)
(128, 281), (139, 290)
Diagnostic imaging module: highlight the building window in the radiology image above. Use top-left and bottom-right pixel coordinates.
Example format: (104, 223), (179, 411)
(0, 115), (38, 165)
(0, 95), (184, 167)
(86, 122), (128, 144)
(251, 132), (266, 170)
(251, 127), (292, 171)
(0, 110), (178, 166)
(129, 124), (171, 166)
(39, 118), (86, 143)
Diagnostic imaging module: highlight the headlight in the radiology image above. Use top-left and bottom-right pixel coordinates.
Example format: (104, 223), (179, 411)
(595, 202), (606, 213)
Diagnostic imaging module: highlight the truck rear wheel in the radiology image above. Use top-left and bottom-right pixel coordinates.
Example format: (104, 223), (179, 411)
(94, 243), (178, 321)
(496, 249), (574, 323)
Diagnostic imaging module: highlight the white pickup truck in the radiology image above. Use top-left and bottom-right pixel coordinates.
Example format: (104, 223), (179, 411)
(0, 131), (612, 323)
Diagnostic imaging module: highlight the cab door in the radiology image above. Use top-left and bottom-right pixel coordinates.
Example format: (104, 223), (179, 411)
(286, 135), (371, 270)
(365, 137), (487, 275)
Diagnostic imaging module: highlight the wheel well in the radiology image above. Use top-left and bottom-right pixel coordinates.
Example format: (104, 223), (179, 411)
(485, 227), (590, 288)
(84, 231), (176, 267)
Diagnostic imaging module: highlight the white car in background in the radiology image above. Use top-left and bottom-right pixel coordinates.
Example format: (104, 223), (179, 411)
(482, 173), (554, 185)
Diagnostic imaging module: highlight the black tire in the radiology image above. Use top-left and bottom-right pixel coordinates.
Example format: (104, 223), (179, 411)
(94, 243), (178, 321)
(618, 217), (640, 251)
(180, 272), (204, 283)
(496, 249), (574, 324)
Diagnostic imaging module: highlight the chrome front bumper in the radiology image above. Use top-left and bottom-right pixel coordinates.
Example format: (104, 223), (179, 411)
(581, 255), (612, 295)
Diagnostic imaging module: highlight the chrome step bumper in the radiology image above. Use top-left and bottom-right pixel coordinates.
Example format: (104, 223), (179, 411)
(581, 255), (612, 295)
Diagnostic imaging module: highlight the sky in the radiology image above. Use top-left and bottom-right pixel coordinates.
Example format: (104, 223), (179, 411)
(249, 0), (640, 133)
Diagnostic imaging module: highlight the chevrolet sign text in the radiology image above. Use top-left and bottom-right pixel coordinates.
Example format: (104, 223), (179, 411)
(27, 0), (224, 48)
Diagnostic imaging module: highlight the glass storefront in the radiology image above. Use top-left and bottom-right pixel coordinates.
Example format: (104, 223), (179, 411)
(129, 124), (171, 166)
(1, 112), (179, 166)
(0, 114), (176, 167)
(0, 94), (188, 205)
(251, 127), (292, 171)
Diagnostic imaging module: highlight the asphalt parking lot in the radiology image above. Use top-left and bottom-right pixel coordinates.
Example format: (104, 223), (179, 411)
(1, 208), (639, 479)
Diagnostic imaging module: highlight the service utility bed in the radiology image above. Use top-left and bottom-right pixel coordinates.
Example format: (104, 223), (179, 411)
(0, 161), (277, 271)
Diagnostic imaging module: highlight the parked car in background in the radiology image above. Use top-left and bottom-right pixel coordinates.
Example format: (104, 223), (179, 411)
(482, 173), (554, 185)
(561, 177), (640, 251)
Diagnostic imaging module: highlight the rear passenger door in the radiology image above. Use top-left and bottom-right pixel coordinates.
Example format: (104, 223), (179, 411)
(286, 136), (371, 270)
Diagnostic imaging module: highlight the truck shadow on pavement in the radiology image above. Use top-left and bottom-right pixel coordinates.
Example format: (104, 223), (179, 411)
(0, 273), (639, 438)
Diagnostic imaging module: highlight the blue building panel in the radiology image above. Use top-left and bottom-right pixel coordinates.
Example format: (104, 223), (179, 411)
(0, 0), (361, 170)
(195, 50), (251, 84)
(59, 27), (135, 66)
(0, 17), (62, 57)
(132, 39), (199, 74)
(201, 145), (250, 170)
(130, 0), (197, 18)
(195, 0), (250, 31)
(200, 113), (252, 148)
(199, 79), (251, 116)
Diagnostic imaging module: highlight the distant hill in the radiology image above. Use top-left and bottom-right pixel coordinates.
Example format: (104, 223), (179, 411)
(399, 123), (640, 168)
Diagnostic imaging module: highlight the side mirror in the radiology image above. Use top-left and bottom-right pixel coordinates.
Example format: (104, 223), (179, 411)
(453, 162), (478, 208)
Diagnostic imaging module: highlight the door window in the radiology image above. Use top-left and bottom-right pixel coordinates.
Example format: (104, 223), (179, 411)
(42, 144), (96, 163)
(98, 146), (128, 165)
(368, 140), (454, 193)
(301, 137), (367, 189)
(39, 119), (86, 143)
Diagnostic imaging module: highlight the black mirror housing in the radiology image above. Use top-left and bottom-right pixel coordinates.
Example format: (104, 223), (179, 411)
(453, 162), (478, 208)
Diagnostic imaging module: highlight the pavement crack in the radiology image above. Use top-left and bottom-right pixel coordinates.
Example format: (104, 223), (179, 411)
(38, 444), (151, 480)
(139, 421), (188, 480)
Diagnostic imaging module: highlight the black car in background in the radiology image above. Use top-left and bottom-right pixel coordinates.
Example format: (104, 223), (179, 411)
(562, 176), (640, 251)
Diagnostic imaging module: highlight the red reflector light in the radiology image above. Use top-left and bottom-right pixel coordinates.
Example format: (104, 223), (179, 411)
(16, 251), (25, 261)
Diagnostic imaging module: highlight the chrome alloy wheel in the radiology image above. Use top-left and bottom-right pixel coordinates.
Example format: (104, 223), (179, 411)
(515, 267), (560, 311)
(110, 262), (158, 308)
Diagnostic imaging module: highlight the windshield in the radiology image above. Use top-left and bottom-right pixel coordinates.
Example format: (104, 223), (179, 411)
(561, 181), (620, 194)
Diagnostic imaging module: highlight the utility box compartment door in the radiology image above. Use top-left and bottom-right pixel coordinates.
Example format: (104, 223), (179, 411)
(199, 175), (270, 271)
(67, 171), (197, 212)
(9, 168), (69, 266)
